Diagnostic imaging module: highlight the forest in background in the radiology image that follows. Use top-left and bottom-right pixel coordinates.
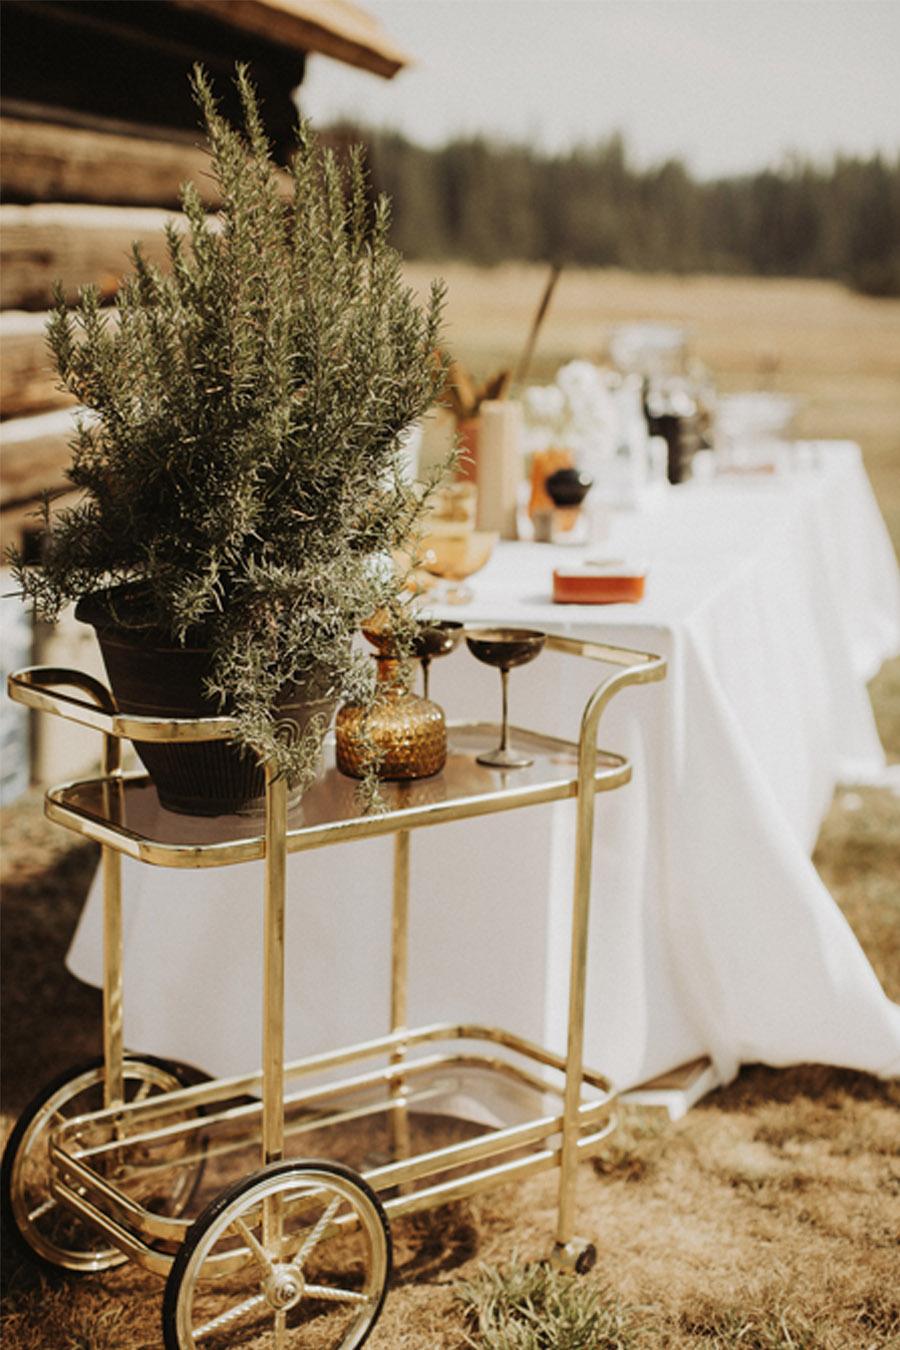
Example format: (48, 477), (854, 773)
(329, 125), (900, 297)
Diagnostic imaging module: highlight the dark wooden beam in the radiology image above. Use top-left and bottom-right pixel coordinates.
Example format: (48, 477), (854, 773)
(1, 117), (220, 209)
(172, 0), (410, 79)
(1, 1), (304, 164)
(0, 409), (78, 511)
(1, 203), (190, 310)
(1, 312), (75, 420)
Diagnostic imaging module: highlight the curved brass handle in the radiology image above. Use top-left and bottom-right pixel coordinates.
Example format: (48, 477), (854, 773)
(545, 631), (665, 674)
(6, 666), (238, 745)
(8, 665), (116, 713)
(8, 666), (121, 776)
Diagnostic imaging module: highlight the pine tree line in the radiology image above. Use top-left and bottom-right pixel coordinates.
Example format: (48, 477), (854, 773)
(330, 126), (900, 296)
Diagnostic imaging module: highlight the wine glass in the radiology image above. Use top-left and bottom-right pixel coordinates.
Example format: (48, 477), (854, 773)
(411, 620), (463, 699)
(465, 627), (546, 768)
(419, 531), (498, 605)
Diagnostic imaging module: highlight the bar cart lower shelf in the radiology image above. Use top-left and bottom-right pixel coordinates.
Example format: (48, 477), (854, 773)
(3, 634), (665, 1348)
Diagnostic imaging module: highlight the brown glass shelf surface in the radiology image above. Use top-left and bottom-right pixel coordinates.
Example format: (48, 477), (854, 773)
(45, 721), (630, 868)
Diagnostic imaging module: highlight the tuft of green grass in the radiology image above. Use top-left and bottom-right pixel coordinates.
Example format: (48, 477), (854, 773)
(455, 1258), (644, 1349)
(591, 1107), (669, 1183)
(680, 1299), (840, 1348)
(869, 657), (900, 760)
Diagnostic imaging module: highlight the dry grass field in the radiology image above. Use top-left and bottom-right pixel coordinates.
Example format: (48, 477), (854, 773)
(2, 268), (899, 1348)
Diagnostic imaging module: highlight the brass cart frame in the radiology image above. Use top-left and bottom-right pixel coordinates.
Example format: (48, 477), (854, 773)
(6, 633), (665, 1346)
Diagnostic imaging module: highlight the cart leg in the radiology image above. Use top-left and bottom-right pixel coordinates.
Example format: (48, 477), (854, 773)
(551, 740), (598, 1276)
(101, 844), (125, 1110)
(391, 830), (410, 1040)
(263, 762), (288, 1257)
(390, 830), (412, 1171)
(100, 729), (124, 1111)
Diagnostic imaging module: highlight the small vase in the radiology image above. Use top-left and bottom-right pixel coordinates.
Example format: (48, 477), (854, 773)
(335, 656), (446, 781)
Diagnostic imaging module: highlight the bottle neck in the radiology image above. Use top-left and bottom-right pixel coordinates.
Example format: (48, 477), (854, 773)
(374, 655), (410, 694)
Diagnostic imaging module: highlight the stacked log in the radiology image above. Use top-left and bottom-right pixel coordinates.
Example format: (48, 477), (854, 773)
(0, 0), (409, 549)
(0, 206), (182, 553)
(1, 114), (221, 210)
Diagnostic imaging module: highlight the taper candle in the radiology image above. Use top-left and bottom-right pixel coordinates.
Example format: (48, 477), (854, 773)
(475, 399), (522, 539)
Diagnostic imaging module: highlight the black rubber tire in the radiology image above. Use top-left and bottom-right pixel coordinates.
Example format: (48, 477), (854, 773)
(1, 1053), (210, 1275)
(162, 1158), (392, 1350)
(575, 1243), (597, 1275)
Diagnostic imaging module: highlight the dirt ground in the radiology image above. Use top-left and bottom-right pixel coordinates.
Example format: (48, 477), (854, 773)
(2, 731), (898, 1349)
(2, 268), (899, 1347)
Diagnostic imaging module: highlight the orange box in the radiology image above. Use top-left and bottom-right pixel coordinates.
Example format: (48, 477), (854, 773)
(552, 564), (647, 604)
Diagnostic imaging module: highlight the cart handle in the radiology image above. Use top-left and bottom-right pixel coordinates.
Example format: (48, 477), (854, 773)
(544, 632), (664, 674)
(8, 637), (665, 745)
(7, 666), (238, 744)
(537, 633), (667, 748)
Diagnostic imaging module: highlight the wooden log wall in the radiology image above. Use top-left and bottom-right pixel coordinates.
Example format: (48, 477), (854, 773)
(1, 204), (181, 311)
(1, 311), (74, 419)
(1, 409), (84, 516)
(1, 115), (221, 210)
(1, 208), (181, 546)
(0, 0), (305, 557)
(1, 2), (304, 165)
(0, 0), (411, 794)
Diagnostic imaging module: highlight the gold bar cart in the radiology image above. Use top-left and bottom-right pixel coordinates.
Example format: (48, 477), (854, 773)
(3, 634), (665, 1348)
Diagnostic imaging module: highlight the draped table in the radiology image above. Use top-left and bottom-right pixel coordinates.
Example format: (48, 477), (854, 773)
(69, 443), (900, 1093)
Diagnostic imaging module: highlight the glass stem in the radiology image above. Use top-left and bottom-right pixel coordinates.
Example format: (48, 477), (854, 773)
(421, 657), (431, 701)
(499, 666), (510, 752)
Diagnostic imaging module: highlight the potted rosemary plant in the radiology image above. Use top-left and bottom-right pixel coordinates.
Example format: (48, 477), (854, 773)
(11, 67), (448, 814)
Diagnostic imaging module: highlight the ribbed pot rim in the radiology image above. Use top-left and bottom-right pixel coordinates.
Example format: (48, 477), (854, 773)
(74, 586), (203, 653)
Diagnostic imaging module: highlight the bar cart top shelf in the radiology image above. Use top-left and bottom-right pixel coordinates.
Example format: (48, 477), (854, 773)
(45, 721), (631, 869)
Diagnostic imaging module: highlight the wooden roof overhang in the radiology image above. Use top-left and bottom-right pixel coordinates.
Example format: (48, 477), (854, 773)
(0, 0), (411, 165)
(0, 0), (412, 550)
(171, 0), (412, 79)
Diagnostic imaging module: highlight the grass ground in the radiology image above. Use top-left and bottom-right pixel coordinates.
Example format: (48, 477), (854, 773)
(2, 268), (899, 1348)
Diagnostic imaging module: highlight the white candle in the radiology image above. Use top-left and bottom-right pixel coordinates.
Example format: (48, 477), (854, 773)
(476, 399), (522, 539)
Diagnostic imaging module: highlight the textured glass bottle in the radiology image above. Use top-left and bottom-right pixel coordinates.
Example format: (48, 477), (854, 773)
(335, 655), (447, 780)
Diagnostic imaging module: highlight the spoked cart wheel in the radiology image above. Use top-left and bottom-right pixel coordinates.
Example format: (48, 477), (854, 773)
(163, 1160), (391, 1350)
(1, 1054), (209, 1273)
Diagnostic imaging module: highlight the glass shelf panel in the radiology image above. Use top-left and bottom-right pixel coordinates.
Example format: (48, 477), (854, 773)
(46, 722), (629, 866)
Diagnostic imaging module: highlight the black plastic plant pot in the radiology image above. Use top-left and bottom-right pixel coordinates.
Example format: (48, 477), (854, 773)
(75, 592), (335, 817)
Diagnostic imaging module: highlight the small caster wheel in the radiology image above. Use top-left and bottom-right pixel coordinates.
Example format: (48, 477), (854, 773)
(163, 1159), (391, 1349)
(1, 1054), (209, 1274)
(550, 1237), (597, 1275)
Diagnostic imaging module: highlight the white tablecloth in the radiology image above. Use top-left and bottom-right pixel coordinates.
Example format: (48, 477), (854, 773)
(69, 444), (900, 1090)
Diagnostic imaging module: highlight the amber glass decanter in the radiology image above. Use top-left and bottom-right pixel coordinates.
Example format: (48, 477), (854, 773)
(335, 655), (447, 781)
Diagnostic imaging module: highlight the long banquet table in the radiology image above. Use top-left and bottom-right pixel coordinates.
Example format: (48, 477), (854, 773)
(68, 443), (900, 1092)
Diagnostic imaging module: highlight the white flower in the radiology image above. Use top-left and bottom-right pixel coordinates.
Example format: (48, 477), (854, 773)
(523, 383), (566, 425)
(556, 359), (603, 400)
(523, 361), (619, 462)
